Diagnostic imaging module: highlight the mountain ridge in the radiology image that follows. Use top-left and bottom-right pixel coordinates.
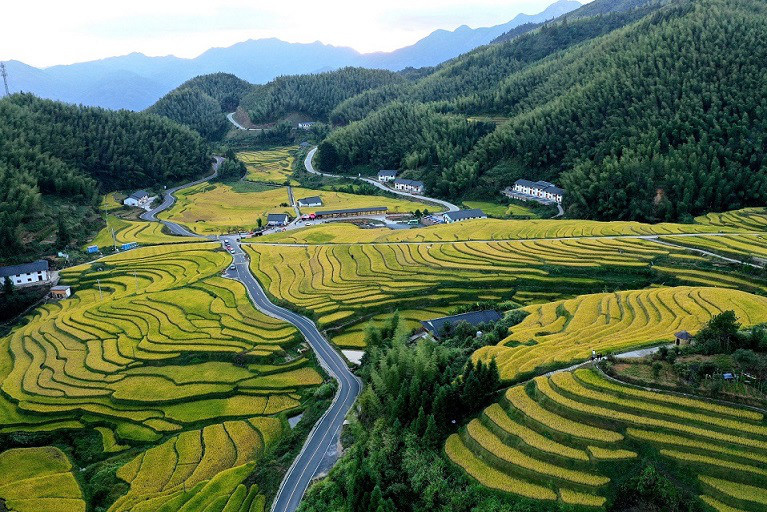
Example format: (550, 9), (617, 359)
(1, 0), (580, 111)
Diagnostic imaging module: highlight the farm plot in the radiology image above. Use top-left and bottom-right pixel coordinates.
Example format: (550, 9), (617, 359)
(110, 417), (281, 511)
(239, 146), (299, 185)
(658, 234), (767, 262)
(158, 181), (293, 235)
(695, 207), (767, 231)
(290, 186), (422, 214)
(245, 237), (710, 345)
(88, 214), (198, 249)
(447, 369), (767, 510)
(0, 242), (321, 441)
(473, 287), (767, 382)
(0, 446), (85, 512)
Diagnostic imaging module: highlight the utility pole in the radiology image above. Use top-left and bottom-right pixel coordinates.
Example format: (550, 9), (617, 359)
(0, 63), (9, 97)
(97, 279), (103, 301)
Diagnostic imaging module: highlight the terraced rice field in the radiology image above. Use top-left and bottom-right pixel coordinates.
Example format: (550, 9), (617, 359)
(245, 238), (727, 344)
(447, 369), (767, 510)
(695, 207), (767, 231)
(0, 243), (321, 471)
(239, 146), (299, 185)
(474, 287), (767, 382)
(659, 234), (767, 262)
(89, 214), (198, 249)
(159, 182), (294, 234)
(259, 217), (735, 244)
(0, 446), (85, 512)
(110, 417), (281, 511)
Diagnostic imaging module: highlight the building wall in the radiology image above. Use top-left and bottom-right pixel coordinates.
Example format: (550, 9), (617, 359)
(1, 270), (49, 285)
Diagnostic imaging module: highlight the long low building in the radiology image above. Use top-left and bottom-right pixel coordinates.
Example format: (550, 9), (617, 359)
(314, 207), (388, 219)
(421, 310), (502, 339)
(512, 179), (564, 204)
(443, 209), (487, 223)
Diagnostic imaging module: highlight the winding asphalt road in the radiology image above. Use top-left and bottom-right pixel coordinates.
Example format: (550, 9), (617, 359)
(141, 155), (361, 512)
(304, 147), (460, 212)
(224, 239), (362, 512)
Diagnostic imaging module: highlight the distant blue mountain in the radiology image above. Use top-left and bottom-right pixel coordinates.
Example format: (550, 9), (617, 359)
(2, 0), (580, 111)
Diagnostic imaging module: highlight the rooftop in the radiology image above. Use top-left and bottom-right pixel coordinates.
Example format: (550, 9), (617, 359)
(394, 178), (424, 187)
(267, 213), (290, 221)
(444, 209), (486, 221)
(129, 190), (149, 200)
(315, 207), (388, 216)
(51, 285), (71, 291)
(0, 260), (49, 277)
(378, 170), (397, 177)
(421, 310), (502, 337)
(297, 196), (323, 205)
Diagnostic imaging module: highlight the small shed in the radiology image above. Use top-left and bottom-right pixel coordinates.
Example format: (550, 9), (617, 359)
(674, 330), (693, 346)
(50, 285), (71, 299)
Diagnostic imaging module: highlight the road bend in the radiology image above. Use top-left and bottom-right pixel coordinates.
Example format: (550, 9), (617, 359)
(225, 238), (362, 512)
(303, 147), (460, 212)
(142, 154), (361, 512)
(140, 156), (223, 238)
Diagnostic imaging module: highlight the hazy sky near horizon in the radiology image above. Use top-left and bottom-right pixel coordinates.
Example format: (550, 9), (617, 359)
(3, 0), (586, 68)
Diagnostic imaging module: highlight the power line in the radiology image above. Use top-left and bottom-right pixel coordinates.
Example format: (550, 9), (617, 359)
(0, 63), (9, 96)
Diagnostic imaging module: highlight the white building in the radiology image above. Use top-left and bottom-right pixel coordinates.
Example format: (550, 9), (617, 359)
(443, 209), (487, 224)
(393, 178), (424, 194)
(124, 190), (150, 207)
(0, 260), (50, 286)
(297, 196), (323, 207)
(377, 170), (397, 182)
(513, 180), (564, 204)
(267, 213), (291, 226)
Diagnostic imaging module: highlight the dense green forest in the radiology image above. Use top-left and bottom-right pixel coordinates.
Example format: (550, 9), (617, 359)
(148, 73), (254, 139)
(0, 94), (209, 261)
(240, 67), (407, 124)
(314, 0), (767, 222)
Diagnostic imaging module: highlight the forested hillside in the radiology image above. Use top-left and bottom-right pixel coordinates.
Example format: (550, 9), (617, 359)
(316, 0), (767, 222)
(240, 67), (407, 124)
(0, 94), (209, 261)
(148, 73), (255, 139)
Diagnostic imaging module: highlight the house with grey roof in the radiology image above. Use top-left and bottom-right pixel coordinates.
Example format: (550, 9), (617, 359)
(267, 213), (291, 226)
(297, 196), (323, 207)
(393, 178), (424, 194)
(421, 310), (502, 339)
(0, 260), (50, 286)
(443, 209), (487, 224)
(124, 190), (150, 207)
(378, 170), (397, 182)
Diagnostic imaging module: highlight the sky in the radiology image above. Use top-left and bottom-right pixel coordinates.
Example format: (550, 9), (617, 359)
(2, 0), (584, 68)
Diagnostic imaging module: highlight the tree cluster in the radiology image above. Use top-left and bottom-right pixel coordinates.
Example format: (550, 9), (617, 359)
(240, 67), (405, 124)
(0, 93), (209, 260)
(148, 73), (254, 140)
